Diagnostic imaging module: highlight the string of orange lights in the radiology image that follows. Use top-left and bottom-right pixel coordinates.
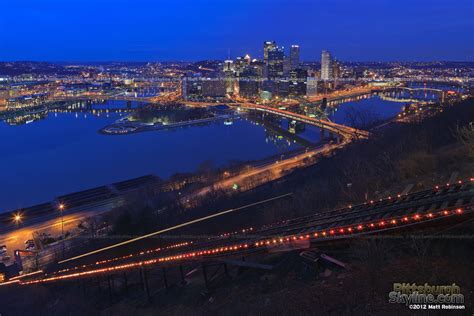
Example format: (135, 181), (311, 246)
(8, 178), (473, 286)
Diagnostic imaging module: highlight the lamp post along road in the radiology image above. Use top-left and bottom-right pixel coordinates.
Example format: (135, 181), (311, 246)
(59, 204), (65, 259)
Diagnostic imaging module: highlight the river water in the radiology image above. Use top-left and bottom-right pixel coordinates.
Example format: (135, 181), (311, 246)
(0, 93), (429, 212)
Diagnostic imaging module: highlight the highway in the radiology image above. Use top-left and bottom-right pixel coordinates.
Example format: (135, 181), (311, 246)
(191, 141), (346, 199)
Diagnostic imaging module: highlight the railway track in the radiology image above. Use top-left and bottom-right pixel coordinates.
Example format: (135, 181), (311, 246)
(5, 178), (473, 286)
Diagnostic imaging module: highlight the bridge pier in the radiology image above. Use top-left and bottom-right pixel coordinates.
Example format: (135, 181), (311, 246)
(320, 129), (326, 141)
(328, 132), (335, 141)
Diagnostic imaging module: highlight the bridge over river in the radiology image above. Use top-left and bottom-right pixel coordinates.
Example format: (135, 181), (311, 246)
(242, 104), (370, 141)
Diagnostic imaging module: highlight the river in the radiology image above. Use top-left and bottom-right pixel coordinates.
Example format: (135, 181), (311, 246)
(0, 93), (429, 212)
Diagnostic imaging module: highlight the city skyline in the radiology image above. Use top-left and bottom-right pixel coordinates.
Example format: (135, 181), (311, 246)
(1, 0), (473, 62)
(0, 0), (473, 311)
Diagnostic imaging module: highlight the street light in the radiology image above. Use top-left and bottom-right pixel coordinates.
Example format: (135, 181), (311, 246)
(58, 203), (65, 258)
(13, 212), (22, 225)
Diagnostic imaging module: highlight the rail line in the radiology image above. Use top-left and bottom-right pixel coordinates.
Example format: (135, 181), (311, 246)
(5, 178), (473, 286)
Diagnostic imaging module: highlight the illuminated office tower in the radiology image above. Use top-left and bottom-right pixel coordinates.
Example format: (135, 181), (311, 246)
(321, 50), (332, 80)
(263, 41), (276, 64)
(290, 45), (300, 70)
(267, 46), (285, 79)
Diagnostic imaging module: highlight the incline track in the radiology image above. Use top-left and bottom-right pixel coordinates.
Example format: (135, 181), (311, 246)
(5, 178), (474, 286)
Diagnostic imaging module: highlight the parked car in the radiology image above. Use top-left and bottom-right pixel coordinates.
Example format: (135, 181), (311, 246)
(0, 245), (10, 261)
(25, 240), (36, 251)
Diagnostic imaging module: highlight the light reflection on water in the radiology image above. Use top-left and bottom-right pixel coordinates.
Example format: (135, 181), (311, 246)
(0, 93), (425, 211)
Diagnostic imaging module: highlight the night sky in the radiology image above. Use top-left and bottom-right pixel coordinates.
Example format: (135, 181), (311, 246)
(1, 0), (473, 62)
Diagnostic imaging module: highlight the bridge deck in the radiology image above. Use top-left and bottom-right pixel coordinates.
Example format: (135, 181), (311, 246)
(245, 104), (370, 140)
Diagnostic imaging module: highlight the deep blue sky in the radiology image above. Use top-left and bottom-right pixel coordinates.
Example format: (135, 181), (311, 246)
(1, 0), (473, 62)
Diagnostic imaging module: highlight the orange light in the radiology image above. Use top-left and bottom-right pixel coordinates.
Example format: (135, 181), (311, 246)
(391, 219), (397, 224)
(443, 210), (449, 215)
(414, 214), (420, 220)
(456, 208), (463, 214)
(357, 225), (363, 230)
(13, 213), (22, 223)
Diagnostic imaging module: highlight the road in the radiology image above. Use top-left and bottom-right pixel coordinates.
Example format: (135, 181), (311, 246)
(0, 199), (120, 264)
(306, 86), (377, 103)
(191, 140), (347, 199)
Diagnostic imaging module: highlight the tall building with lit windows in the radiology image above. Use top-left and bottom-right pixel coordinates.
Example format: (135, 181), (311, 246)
(321, 50), (332, 80)
(267, 46), (285, 79)
(290, 45), (300, 70)
(263, 41), (276, 65)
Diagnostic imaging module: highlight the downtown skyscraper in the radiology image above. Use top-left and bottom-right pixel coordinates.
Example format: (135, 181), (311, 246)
(290, 45), (300, 70)
(263, 41), (276, 65)
(321, 50), (332, 80)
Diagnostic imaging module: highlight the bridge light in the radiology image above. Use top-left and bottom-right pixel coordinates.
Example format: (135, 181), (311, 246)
(455, 208), (463, 214)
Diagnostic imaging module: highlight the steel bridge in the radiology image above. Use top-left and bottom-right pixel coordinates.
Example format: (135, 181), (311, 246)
(245, 104), (370, 140)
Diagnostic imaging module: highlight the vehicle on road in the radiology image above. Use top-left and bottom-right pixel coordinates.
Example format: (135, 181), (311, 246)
(0, 245), (10, 262)
(0, 245), (7, 256)
(25, 240), (36, 251)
